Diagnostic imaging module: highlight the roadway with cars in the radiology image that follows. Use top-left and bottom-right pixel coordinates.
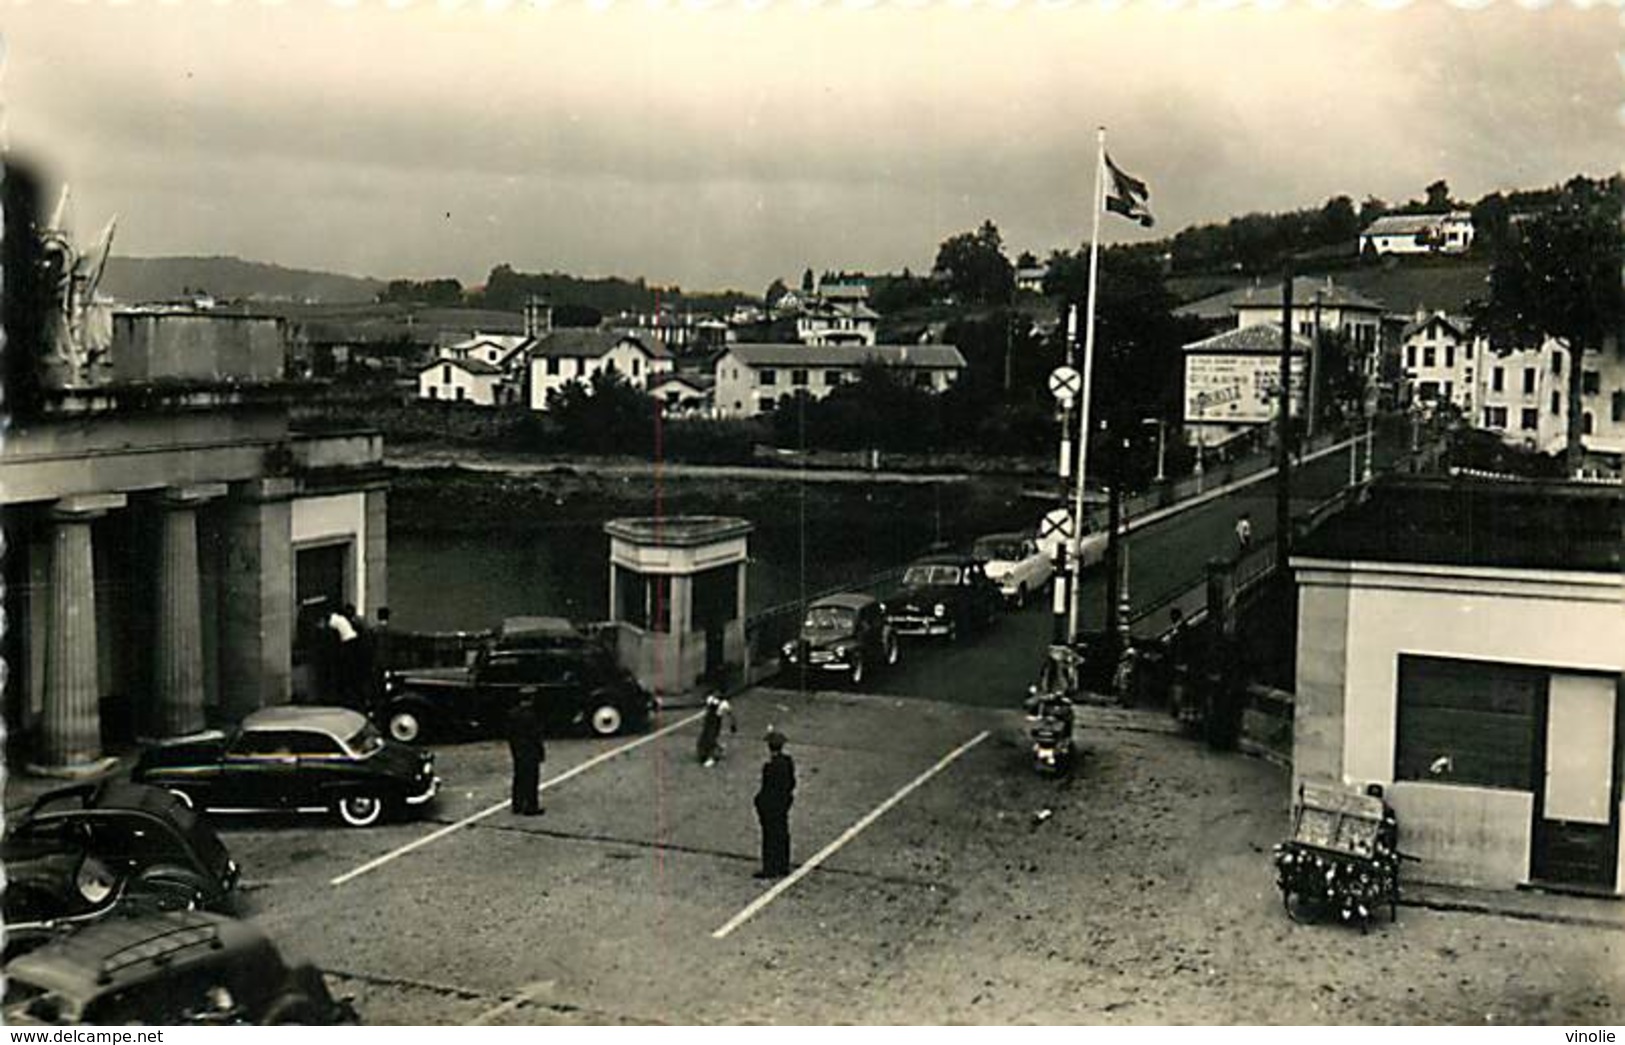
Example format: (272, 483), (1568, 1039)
(188, 442), (1621, 1025)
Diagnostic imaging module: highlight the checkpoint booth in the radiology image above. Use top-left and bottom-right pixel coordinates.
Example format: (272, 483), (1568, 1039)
(603, 516), (753, 701)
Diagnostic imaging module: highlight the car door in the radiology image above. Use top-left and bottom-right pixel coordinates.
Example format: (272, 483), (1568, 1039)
(220, 731), (301, 811)
(473, 649), (538, 734)
(289, 730), (350, 810)
(531, 652), (584, 733)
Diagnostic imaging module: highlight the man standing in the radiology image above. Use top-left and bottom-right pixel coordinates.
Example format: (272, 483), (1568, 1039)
(753, 729), (796, 879)
(506, 698), (546, 816)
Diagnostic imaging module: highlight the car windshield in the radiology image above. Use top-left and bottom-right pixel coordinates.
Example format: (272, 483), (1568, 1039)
(903, 565), (961, 587)
(345, 722), (386, 758)
(973, 539), (1023, 561)
(803, 606), (856, 631)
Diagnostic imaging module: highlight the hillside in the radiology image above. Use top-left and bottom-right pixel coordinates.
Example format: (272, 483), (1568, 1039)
(101, 255), (385, 305)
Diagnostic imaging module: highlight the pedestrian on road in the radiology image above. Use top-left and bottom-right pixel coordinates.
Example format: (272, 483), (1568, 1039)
(1234, 513), (1253, 555)
(753, 728), (796, 879)
(506, 698), (546, 816)
(696, 691), (737, 767)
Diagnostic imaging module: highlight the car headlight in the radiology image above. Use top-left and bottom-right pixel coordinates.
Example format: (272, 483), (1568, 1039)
(933, 603), (946, 618)
(782, 641), (797, 658)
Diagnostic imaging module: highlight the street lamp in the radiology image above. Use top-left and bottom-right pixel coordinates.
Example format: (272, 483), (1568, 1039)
(1143, 417), (1167, 483)
(1192, 391), (1211, 491)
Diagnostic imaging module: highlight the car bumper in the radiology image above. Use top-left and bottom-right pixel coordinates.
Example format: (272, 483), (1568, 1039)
(405, 774), (441, 806)
(888, 617), (951, 636)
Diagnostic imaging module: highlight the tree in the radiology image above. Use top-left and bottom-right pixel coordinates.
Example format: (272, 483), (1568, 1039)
(801, 268), (816, 294)
(1015, 250), (1039, 270)
(378, 277), (464, 307)
(933, 220), (1014, 306)
(1470, 175), (1624, 474)
(764, 278), (789, 308)
(1425, 179), (1452, 211)
(543, 368), (656, 454)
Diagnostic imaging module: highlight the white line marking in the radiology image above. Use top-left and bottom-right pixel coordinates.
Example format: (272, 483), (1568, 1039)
(472, 980), (554, 1025)
(711, 729), (990, 940)
(329, 710), (707, 887)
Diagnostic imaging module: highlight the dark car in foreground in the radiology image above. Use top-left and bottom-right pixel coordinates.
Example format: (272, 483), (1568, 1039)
(132, 706), (438, 828)
(3, 781), (239, 957)
(377, 616), (655, 743)
(4, 909), (358, 1026)
(885, 552), (1002, 642)
(781, 593), (900, 686)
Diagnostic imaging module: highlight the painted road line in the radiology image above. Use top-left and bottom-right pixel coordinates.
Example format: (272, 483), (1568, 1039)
(330, 710), (707, 887)
(472, 980), (555, 1026)
(711, 729), (990, 940)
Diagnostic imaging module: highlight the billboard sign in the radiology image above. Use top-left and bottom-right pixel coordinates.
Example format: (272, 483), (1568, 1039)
(1184, 352), (1307, 426)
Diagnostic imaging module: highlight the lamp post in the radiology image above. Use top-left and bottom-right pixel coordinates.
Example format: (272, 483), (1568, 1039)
(1143, 417), (1167, 483)
(1193, 391), (1210, 491)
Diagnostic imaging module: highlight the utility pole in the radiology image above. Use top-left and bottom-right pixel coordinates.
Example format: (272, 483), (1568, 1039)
(1277, 266), (1295, 571)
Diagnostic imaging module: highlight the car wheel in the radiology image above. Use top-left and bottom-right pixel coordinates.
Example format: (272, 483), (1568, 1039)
(849, 655), (866, 687)
(337, 793), (385, 828)
(166, 788), (195, 809)
(885, 634), (900, 666)
(589, 704), (623, 736)
(388, 709), (423, 744)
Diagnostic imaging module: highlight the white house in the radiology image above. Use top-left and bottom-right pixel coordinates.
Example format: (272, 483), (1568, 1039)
(439, 333), (529, 369)
(417, 356), (507, 405)
(1291, 477), (1624, 894)
(527, 329), (673, 411)
(649, 371), (714, 415)
(795, 300), (880, 347)
(711, 343), (966, 418)
(1230, 277), (1384, 362)
(1360, 212), (1476, 256)
(1400, 311), (1477, 413)
(1015, 265), (1048, 295)
(1475, 337), (1569, 456)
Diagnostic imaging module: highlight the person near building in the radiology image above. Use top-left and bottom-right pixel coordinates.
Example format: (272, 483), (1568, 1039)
(326, 604), (360, 705)
(696, 692), (738, 767)
(506, 698), (546, 816)
(1234, 513), (1253, 555)
(753, 729), (796, 879)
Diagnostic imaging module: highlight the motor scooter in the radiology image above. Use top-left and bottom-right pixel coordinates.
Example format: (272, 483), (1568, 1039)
(1025, 687), (1076, 776)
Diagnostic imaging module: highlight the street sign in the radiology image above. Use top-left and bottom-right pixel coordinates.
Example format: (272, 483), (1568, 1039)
(1048, 365), (1081, 404)
(1039, 508), (1074, 542)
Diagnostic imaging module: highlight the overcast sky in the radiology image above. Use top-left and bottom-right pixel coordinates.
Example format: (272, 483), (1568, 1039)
(4, 1), (1618, 293)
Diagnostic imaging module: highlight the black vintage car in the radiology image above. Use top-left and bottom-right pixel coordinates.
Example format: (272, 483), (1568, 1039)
(376, 616), (655, 743)
(132, 706), (438, 828)
(3, 781), (240, 956)
(4, 909), (358, 1026)
(780, 593), (900, 686)
(885, 552), (1003, 642)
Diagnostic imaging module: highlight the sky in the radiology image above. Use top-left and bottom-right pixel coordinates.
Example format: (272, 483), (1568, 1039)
(3, 0), (1620, 294)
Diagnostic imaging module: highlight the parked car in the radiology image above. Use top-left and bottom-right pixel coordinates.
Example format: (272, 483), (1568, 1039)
(885, 553), (1002, 642)
(3, 909), (358, 1026)
(3, 781), (240, 957)
(780, 593), (900, 686)
(131, 706), (438, 828)
(377, 616), (655, 743)
(972, 532), (1055, 608)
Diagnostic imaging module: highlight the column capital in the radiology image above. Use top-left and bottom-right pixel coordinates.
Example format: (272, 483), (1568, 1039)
(162, 482), (229, 507)
(52, 492), (127, 521)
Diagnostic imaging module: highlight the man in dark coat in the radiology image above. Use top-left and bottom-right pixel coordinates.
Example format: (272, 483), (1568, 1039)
(506, 698), (546, 815)
(753, 729), (796, 878)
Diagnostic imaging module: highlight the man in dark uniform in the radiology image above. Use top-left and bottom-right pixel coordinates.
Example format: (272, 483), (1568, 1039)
(506, 698), (546, 815)
(753, 729), (796, 878)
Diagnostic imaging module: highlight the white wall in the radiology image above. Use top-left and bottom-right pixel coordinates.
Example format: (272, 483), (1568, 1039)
(291, 492), (370, 614)
(417, 363), (500, 406)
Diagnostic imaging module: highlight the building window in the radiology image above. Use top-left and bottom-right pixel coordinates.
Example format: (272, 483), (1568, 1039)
(1465, 341), (1474, 360)
(1417, 381), (1439, 402)
(1583, 370), (1601, 395)
(1406, 345), (1417, 369)
(759, 396), (776, 413)
(1422, 346), (1436, 368)
(1613, 390), (1625, 423)
(429, 386), (439, 400)
(1582, 411), (1595, 435)
(1483, 406), (1507, 428)
(1551, 390), (1561, 415)
(1443, 380), (1453, 402)
(826, 370), (844, 387)
(443, 365), (452, 383)
(1552, 351), (1563, 376)
(1394, 655), (1539, 791)
(1444, 345), (1454, 369)
(615, 569), (671, 634)
(791, 369), (808, 387)
(632, 358), (642, 377)
(1521, 407), (1538, 430)
(547, 358), (560, 376)
(759, 369), (778, 387)
(1492, 367), (1504, 393)
(455, 386), (465, 401)
(1523, 368), (1537, 395)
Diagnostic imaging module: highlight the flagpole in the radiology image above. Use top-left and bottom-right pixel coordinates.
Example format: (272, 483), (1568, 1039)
(1067, 126), (1106, 642)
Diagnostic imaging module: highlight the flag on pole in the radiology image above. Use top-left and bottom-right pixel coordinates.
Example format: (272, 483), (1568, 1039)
(1104, 153), (1154, 228)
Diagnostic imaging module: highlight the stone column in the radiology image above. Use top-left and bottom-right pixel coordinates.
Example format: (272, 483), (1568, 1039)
(34, 493), (126, 774)
(150, 484), (227, 738)
(219, 478), (296, 719)
(364, 486), (389, 617)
